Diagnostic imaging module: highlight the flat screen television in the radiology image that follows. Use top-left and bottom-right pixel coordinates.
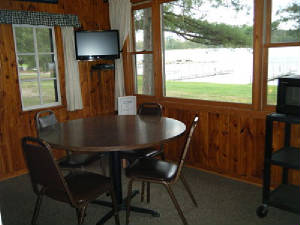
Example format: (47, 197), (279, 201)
(74, 30), (120, 60)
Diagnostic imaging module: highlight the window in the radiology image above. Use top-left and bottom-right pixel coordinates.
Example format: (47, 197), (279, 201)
(132, 6), (154, 96)
(13, 25), (61, 110)
(128, 0), (300, 109)
(161, 0), (254, 104)
(264, 0), (300, 105)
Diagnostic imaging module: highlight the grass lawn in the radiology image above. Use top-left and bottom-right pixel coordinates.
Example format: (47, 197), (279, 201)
(137, 76), (277, 104)
(21, 73), (278, 107)
(21, 79), (58, 107)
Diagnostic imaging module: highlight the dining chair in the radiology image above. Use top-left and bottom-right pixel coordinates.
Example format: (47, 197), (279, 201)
(120, 102), (165, 203)
(35, 110), (106, 174)
(137, 102), (163, 116)
(125, 115), (199, 225)
(21, 137), (120, 225)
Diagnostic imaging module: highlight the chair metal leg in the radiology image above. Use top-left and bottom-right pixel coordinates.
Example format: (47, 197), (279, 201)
(126, 179), (134, 225)
(31, 194), (44, 225)
(141, 181), (145, 202)
(142, 182), (151, 204)
(164, 183), (188, 225)
(100, 155), (107, 176)
(146, 182), (150, 203)
(109, 188), (120, 225)
(180, 175), (198, 207)
(76, 204), (87, 225)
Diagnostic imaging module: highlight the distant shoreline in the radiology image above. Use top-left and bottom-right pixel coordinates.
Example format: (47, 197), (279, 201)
(137, 47), (299, 85)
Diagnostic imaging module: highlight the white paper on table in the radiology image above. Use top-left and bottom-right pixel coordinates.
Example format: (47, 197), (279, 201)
(118, 96), (137, 115)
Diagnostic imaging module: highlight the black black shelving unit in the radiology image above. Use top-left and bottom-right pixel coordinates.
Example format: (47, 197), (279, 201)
(256, 113), (300, 217)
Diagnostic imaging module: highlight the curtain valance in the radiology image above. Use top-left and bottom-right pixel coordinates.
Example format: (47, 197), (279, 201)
(0, 9), (80, 27)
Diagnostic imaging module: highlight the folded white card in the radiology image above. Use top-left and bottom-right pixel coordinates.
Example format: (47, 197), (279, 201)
(118, 96), (137, 115)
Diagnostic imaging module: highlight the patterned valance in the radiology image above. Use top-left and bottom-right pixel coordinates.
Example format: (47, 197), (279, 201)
(0, 9), (81, 27)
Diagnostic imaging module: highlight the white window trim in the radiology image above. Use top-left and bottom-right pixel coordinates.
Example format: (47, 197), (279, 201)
(13, 24), (61, 111)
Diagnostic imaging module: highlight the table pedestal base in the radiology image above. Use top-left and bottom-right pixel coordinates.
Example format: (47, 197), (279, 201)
(92, 190), (160, 225)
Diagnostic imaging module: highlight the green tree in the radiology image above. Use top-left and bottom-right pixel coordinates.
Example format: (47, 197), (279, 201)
(163, 0), (252, 48)
(15, 27), (55, 77)
(271, 0), (300, 42)
(164, 11), (252, 47)
(133, 8), (154, 95)
(276, 1), (300, 30)
(162, 0), (299, 48)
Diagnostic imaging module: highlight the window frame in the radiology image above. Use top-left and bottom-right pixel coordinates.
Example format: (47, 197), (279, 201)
(131, 2), (156, 96)
(160, 0), (257, 106)
(13, 24), (61, 111)
(128, 0), (299, 112)
(262, 0), (300, 111)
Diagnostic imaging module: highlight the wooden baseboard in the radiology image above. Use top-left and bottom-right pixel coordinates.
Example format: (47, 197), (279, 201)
(0, 169), (28, 182)
(184, 164), (263, 188)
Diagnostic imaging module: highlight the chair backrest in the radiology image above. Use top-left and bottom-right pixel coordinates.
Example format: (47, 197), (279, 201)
(138, 103), (162, 116)
(35, 110), (58, 135)
(21, 137), (75, 205)
(173, 115), (199, 183)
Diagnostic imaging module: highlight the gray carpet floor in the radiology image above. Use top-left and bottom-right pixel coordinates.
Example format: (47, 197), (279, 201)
(0, 167), (298, 225)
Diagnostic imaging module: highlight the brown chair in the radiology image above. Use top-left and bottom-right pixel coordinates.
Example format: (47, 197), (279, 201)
(137, 102), (163, 116)
(21, 137), (120, 225)
(35, 110), (106, 174)
(120, 103), (165, 203)
(125, 116), (199, 225)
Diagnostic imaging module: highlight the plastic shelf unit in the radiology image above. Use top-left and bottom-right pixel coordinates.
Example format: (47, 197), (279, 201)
(256, 113), (300, 218)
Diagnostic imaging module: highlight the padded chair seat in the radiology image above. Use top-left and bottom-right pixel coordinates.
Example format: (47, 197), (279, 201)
(45, 172), (111, 204)
(120, 147), (163, 163)
(126, 158), (178, 182)
(59, 153), (102, 168)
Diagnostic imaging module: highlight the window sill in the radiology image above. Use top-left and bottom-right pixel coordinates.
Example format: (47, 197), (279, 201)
(20, 103), (64, 115)
(135, 94), (276, 118)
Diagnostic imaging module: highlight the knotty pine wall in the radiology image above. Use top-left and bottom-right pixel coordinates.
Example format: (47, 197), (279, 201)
(0, 0), (115, 180)
(137, 98), (300, 187)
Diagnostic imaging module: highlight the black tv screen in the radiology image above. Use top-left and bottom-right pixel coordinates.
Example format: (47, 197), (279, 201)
(75, 30), (120, 60)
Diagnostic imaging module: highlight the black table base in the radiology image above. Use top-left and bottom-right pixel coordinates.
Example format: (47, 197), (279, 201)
(92, 190), (160, 225)
(92, 152), (160, 225)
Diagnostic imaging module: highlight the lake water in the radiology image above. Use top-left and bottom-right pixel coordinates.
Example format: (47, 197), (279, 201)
(138, 47), (300, 85)
(164, 48), (253, 84)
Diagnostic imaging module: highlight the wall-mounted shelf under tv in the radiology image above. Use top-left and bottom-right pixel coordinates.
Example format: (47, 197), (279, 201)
(91, 64), (115, 71)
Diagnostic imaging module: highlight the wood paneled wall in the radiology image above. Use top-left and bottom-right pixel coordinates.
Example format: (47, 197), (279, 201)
(160, 102), (300, 187)
(0, 0), (115, 181)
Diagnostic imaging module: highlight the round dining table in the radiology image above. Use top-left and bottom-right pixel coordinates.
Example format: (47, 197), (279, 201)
(39, 114), (186, 224)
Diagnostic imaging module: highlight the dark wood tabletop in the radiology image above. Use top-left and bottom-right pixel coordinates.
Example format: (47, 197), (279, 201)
(39, 114), (186, 152)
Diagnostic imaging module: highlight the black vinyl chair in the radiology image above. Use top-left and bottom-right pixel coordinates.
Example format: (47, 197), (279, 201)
(137, 102), (163, 116)
(125, 116), (199, 225)
(120, 103), (165, 203)
(35, 110), (106, 174)
(21, 137), (120, 225)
